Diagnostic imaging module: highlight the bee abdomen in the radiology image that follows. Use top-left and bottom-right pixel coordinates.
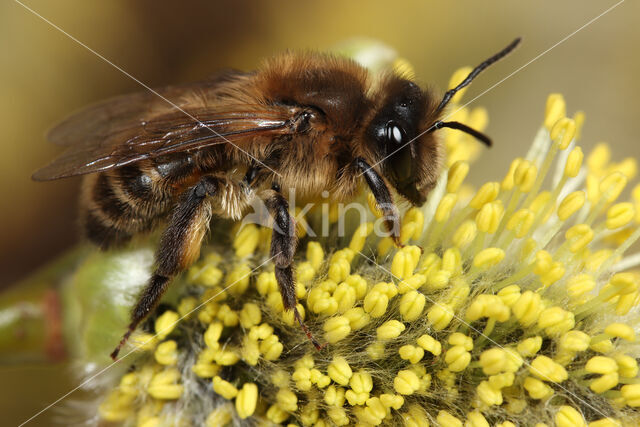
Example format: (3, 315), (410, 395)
(81, 164), (171, 248)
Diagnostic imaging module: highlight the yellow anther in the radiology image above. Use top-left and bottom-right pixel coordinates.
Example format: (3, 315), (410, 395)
(441, 247), (462, 275)
(573, 110), (585, 140)
(376, 319), (406, 340)
(615, 354), (639, 378)
(148, 369), (183, 400)
(275, 388), (298, 412)
(600, 172), (627, 203)
(324, 385), (346, 407)
(324, 316), (351, 343)
(512, 291), (543, 327)
(297, 261), (315, 284)
(266, 404), (288, 424)
(501, 157), (523, 191)
(448, 66), (473, 103)
(447, 161), (470, 193)
(523, 376), (554, 400)
(225, 264), (250, 296)
(205, 404), (233, 427)
(621, 384), (640, 407)
(404, 207), (425, 240)
(604, 323), (635, 342)
(591, 373), (619, 394)
(194, 265), (224, 287)
(155, 340), (179, 366)
(565, 224), (594, 253)
(212, 376), (238, 400)
(326, 406), (349, 426)
(241, 336), (260, 366)
(590, 338), (614, 354)
(544, 93), (566, 130)
(306, 241), (325, 270)
(565, 146), (584, 177)
(530, 355), (568, 383)
(349, 222), (374, 253)
(214, 348), (240, 366)
(129, 332), (157, 352)
(538, 307), (574, 336)
(497, 285), (521, 307)
(587, 143), (611, 172)
(466, 411), (490, 427)
(349, 370), (373, 395)
(366, 341), (386, 360)
(466, 294), (510, 322)
(555, 406), (586, 427)
(606, 202), (635, 229)
(469, 182), (500, 209)
(256, 271), (277, 295)
(399, 345), (425, 364)
(476, 380), (503, 406)
(399, 290), (426, 321)
(448, 332), (473, 351)
(506, 208), (535, 238)
(488, 372), (515, 390)
(473, 247), (505, 269)
(326, 356), (352, 386)
(475, 201), (503, 233)
(514, 160), (537, 192)
(587, 418), (622, 427)
(363, 289), (389, 318)
(427, 303), (454, 330)
(453, 220), (477, 249)
(235, 383), (258, 419)
(607, 272), (639, 296)
(435, 194), (458, 222)
(445, 345), (471, 372)
(566, 273), (596, 298)
(585, 356), (618, 375)
(558, 330), (590, 354)
(259, 334), (283, 360)
(398, 274), (427, 294)
(328, 258), (350, 283)
(239, 303), (262, 329)
(343, 307), (371, 330)
(436, 410), (463, 427)
(217, 304), (239, 327)
(380, 393), (404, 410)
(333, 282), (357, 313)
(550, 117), (576, 150)
(248, 323), (273, 341)
(529, 191), (553, 219)
(417, 334), (442, 356)
(155, 310), (179, 339)
(233, 224), (260, 257)
(426, 269), (451, 290)
(479, 348), (517, 375)
(557, 191), (586, 221)
(394, 369), (420, 395)
(177, 296), (198, 318)
(367, 192), (384, 218)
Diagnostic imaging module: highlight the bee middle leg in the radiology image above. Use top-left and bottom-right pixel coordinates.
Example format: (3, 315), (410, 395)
(111, 175), (221, 360)
(262, 188), (324, 350)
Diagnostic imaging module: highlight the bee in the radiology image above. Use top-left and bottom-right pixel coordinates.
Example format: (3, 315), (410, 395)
(34, 38), (520, 359)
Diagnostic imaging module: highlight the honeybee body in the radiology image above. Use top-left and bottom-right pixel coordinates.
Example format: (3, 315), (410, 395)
(35, 40), (520, 357)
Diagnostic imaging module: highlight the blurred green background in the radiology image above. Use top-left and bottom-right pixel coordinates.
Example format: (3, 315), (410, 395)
(1, 0), (638, 425)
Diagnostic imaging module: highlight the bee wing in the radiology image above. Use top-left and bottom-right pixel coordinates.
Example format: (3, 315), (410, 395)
(33, 72), (296, 181)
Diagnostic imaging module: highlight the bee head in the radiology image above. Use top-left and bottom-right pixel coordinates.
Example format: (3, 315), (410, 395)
(365, 76), (443, 206)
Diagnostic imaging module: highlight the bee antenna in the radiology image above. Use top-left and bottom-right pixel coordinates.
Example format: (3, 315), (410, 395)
(432, 120), (492, 147)
(436, 37), (521, 113)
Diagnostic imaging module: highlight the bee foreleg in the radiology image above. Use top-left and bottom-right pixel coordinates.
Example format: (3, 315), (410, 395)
(110, 176), (220, 360)
(262, 189), (324, 350)
(355, 157), (402, 247)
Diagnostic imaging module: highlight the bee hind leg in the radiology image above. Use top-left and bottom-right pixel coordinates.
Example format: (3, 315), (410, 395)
(263, 189), (325, 350)
(111, 176), (221, 360)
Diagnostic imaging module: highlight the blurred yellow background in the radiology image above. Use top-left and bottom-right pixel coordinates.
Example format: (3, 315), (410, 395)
(1, 0), (638, 425)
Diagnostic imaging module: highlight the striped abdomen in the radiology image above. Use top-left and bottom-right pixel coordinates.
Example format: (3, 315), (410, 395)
(81, 160), (186, 248)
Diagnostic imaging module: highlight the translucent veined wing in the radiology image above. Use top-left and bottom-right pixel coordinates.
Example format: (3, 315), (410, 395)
(33, 72), (297, 180)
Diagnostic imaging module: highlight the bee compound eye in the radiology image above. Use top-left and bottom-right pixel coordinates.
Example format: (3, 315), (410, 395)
(386, 122), (403, 144)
